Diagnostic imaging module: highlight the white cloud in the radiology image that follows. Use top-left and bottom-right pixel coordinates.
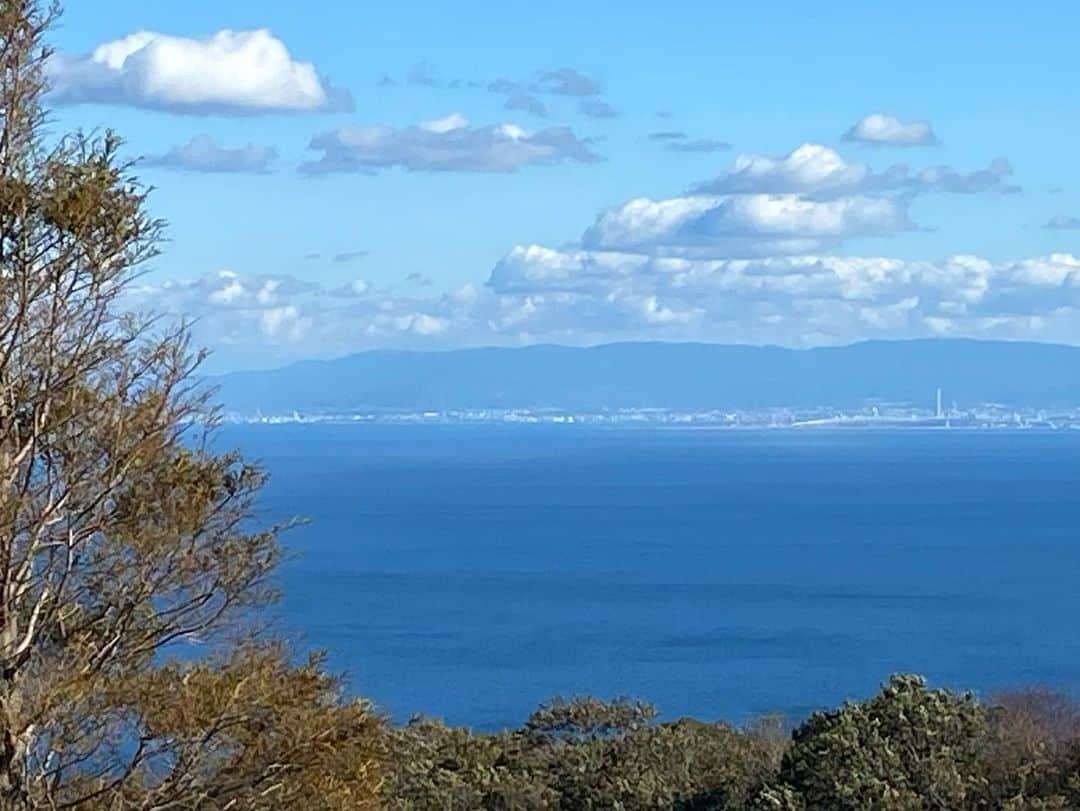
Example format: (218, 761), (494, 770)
(694, 144), (1016, 196)
(397, 313), (449, 335)
(335, 280), (371, 297)
(259, 305), (308, 341)
(48, 29), (351, 114)
(699, 144), (870, 195)
(126, 135), (1065, 366)
(302, 114), (600, 174)
(483, 246), (1080, 345)
(419, 112), (469, 134)
(580, 193), (912, 256)
(137, 269), (316, 320)
(130, 248), (1080, 368)
(843, 113), (937, 146)
(143, 135), (277, 173)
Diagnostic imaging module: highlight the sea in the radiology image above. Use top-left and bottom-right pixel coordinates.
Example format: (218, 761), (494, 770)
(220, 423), (1080, 730)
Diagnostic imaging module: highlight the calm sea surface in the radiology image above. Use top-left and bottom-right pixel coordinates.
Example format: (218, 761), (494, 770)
(220, 424), (1080, 729)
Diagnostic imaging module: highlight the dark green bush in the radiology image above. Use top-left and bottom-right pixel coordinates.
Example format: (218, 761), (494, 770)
(384, 676), (1080, 810)
(768, 675), (989, 810)
(386, 697), (785, 810)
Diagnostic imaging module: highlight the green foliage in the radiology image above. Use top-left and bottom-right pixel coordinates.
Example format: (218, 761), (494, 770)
(385, 716), (558, 810)
(770, 674), (989, 810)
(384, 678), (1080, 810)
(525, 695), (658, 743)
(0, 2), (388, 806)
(386, 698), (787, 810)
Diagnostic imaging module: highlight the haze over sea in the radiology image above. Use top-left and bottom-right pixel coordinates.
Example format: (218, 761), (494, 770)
(226, 424), (1080, 730)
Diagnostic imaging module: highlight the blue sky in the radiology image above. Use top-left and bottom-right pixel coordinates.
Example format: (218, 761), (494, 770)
(46, 0), (1080, 370)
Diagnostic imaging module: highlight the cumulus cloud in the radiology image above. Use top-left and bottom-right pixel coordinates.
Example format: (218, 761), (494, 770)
(1044, 215), (1080, 230)
(843, 113), (937, 146)
(129, 269), (494, 366)
(693, 144), (1017, 196)
(580, 193), (912, 257)
(143, 135), (277, 174)
(134, 135), (1066, 364)
(484, 246), (1080, 345)
(696, 144), (869, 195)
(135, 249), (1080, 367)
(48, 29), (351, 114)
(301, 113), (600, 174)
(130, 270), (318, 345)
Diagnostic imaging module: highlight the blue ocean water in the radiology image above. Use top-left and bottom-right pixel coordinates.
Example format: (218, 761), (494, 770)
(223, 424), (1080, 729)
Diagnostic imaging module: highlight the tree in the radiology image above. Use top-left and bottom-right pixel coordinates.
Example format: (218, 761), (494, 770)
(0, 1), (384, 807)
(982, 688), (1080, 808)
(767, 674), (989, 810)
(385, 699), (787, 811)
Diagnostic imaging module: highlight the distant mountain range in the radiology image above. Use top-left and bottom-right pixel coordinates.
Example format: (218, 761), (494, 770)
(211, 339), (1080, 414)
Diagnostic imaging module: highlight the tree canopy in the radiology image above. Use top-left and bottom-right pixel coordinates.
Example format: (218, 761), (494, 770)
(0, 2), (384, 807)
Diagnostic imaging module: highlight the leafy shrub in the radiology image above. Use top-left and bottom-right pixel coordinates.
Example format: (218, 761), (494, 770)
(386, 698), (784, 810)
(384, 676), (1080, 810)
(767, 675), (989, 809)
(983, 688), (1080, 808)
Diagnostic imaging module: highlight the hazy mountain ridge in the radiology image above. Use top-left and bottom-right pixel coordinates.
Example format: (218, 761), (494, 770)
(212, 339), (1080, 414)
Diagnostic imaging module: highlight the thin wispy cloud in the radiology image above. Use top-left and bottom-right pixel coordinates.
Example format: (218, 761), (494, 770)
(579, 98), (619, 119)
(333, 250), (370, 263)
(1044, 215), (1080, 230)
(649, 131), (729, 153)
(406, 62), (440, 87)
(487, 67), (618, 120)
(302, 113), (600, 174)
(667, 139), (730, 154)
(537, 68), (604, 97)
(143, 135), (277, 174)
(504, 93), (548, 117)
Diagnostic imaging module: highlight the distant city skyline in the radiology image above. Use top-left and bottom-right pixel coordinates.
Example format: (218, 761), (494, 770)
(211, 338), (1080, 417)
(48, 1), (1080, 370)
